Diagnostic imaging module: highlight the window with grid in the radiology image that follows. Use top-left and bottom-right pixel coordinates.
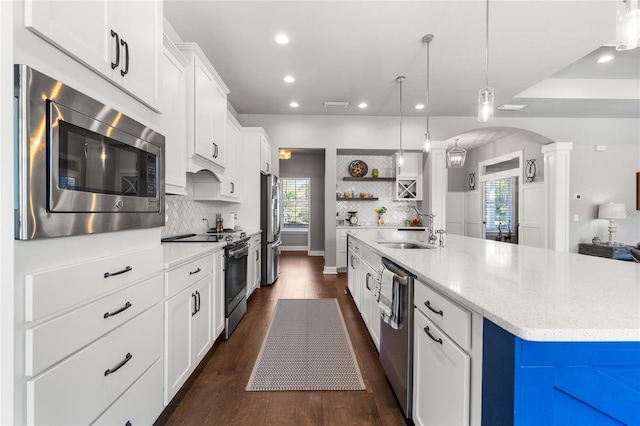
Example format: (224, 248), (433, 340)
(281, 178), (310, 229)
(485, 177), (514, 232)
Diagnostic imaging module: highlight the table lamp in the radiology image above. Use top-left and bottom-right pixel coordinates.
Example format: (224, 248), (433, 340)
(597, 202), (627, 246)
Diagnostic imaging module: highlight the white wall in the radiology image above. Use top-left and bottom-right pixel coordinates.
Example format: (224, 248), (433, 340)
(239, 114), (640, 262)
(0, 2), (14, 423)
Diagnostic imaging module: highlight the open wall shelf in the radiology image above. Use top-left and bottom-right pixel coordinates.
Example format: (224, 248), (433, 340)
(336, 197), (379, 201)
(343, 177), (395, 182)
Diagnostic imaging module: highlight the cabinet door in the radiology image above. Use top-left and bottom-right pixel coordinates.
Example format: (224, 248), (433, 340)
(336, 230), (347, 269)
(25, 0), (110, 78)
(220, 117), (239, 199)
(253, 246), (261, 292)
(192, 276), (213, 364)
(363, 262), (381, 351)
(164, 287), (194, 404)
(360, 263), (371, 327)
(396, 152), (421, 178)
(347, 250), (360, 309)
(212, 250), (225, 339)
(161, 40), (188, 195)
(260, 134), (272, 174)
(413, 309), (470, 426)
(194, 57), (217, 163)
(117, 0), (161, 109)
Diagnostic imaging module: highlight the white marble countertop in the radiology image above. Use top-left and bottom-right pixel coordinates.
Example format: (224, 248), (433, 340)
(337, 225), (427, 230)
(347, 229), (640, 342)
(163, 229), (261, 269)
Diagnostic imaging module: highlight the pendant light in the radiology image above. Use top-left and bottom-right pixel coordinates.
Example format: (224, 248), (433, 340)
(447, 138), (466, 168)
(422, 34), (434, 153)
(616, 0), (640, 51)
(478, 0), (494, 122)
(396, 76), (406, 166)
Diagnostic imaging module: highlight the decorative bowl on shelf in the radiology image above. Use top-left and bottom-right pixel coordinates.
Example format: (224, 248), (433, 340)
(349, 160), (368, 177)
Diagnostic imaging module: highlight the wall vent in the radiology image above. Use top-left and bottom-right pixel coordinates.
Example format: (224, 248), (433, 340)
(324, 101), (349, 108)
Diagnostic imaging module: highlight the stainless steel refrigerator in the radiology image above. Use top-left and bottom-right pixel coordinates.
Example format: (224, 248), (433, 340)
(260, 174), (281, 285)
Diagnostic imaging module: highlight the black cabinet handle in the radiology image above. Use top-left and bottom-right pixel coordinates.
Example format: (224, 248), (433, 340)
(424, 326), (443, 345)
(366, 273), (371, 290)
(191, 293), (197, 316)
(196, 290), (201, 313)
(230, 182), (235, 194)
(104, 301), (132, 319)
(120, 39), (129, 76)
(189, 267), (201, 276)
(126, 421), (132, 426)
(104, 353), (132, 376)
(110, 30), (120, 69)
(424, 300), (443, 316)
(104, 266), (132, 279)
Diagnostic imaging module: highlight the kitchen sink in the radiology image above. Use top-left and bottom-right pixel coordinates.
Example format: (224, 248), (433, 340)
(377, 241), (436, 249)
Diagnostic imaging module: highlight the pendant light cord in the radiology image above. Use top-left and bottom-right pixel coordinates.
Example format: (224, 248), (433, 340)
(484, 0), (490, 88)
(397, 76), (405, 154)
(426, 37), (430, 137)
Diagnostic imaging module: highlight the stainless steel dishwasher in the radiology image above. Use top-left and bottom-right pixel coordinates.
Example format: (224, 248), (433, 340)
(379, 257), (415, 420)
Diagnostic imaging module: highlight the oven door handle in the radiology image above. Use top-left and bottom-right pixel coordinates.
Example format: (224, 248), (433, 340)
(228, 246), (249, 259)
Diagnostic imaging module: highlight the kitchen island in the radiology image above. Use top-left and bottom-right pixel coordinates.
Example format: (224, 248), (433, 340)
(347, 229), (640, 426)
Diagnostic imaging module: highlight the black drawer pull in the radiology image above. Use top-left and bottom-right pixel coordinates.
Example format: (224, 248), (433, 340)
(192, 293), (197, 316)
(126, 421), (132, 426)
(189, 267), (202, 276)
(104, 266), (132, 279)
(104, 301), (132, 319)
(425, 300), (443, 316)
(120, 38), (129, 76)
(104, 353), (132, 376)
(424, 326), (443, 345)
(110, 30), (120, 69)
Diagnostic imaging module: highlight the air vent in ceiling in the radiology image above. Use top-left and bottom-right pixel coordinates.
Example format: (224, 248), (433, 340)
(324, 101), (349, 108)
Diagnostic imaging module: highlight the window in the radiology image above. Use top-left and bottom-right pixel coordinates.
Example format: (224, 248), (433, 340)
(281, 178), (310, 230)
(485, 177), (514, 232)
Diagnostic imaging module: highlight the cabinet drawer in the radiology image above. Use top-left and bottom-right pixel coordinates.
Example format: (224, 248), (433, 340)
(26, 246), (163, 321)
(165, 253), (213, 297)
(361, 244), (381, 270)
(26, 274), (163, 377)
(414, 280), (471, 350)
(348, 237), (362, 256)
(93, 358), (164, 426)
(26, 304), (162, 426)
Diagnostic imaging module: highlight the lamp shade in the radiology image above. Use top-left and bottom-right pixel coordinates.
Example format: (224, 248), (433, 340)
(597, 202), (627, 220)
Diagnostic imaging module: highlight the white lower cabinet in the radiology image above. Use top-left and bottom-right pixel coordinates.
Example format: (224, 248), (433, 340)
(213, 249), (226, 339)
(336, 229), (348, 269)
(164, 253), (214, 404)
(347, 247), (360, 309)
(26, 304), (163, 425)
(92, 358), (164, 426)
(361, 260), (381, 351)
(413, 303), (471, 426)
(247, 233), (261, 297)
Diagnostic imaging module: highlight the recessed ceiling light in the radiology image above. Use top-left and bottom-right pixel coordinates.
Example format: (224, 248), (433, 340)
(274, 33), (290, 45)
(289, 101), (299, 108)
(358, 102), (368, 109)
(415, 104), (425, 110)
(283, 75), (295, 83)
(596, 54), (614, 63)
(497, 104), (528, 111)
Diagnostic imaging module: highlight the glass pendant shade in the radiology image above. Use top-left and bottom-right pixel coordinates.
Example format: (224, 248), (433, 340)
(424, 133), (431, 153)
(478, 87), (495, 122)
(447, 143), (467, 168)
(616, 0), (640, 51)
(278, 149), (291, 160)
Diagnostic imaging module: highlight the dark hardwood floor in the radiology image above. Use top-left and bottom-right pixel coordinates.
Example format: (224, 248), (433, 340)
(157, 251), (406, 425)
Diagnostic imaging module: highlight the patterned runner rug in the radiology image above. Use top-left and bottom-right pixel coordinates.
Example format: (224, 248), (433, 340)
(246, 299), (366, 391)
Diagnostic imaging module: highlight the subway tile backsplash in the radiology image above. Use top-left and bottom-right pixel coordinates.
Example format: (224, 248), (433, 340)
(163, 174), (236, 238)
(336, 155), (417, 226)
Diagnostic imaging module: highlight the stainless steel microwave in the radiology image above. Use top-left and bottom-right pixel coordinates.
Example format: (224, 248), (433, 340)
(14, 65), (165, 240)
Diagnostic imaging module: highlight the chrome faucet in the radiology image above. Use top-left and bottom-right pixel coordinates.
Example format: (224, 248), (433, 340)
(407, 205), (437, 244)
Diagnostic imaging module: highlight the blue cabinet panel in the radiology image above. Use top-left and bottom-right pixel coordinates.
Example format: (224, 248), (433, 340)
(483, 319), (640, 426)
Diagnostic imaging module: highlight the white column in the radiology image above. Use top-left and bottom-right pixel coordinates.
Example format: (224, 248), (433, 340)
(427, 141), (448, 231)
(542, 142), (573, 252)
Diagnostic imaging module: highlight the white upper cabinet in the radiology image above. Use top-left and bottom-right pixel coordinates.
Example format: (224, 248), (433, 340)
(177, 43), (229, 175)
(218, 113), (241, 200)
(161, 35), (188, 195)
(260, 133), (272, 175)
(395, 152), (423, 200)
(25, 0), (162, 111)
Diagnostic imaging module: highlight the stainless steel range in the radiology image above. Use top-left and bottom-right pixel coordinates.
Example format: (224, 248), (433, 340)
(161, 231), (250, 338)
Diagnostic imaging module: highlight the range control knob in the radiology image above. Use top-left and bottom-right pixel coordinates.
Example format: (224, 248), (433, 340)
(115, 199), (124, 209)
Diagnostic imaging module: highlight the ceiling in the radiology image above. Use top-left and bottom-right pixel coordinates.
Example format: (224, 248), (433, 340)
(164, 1), (640, 120)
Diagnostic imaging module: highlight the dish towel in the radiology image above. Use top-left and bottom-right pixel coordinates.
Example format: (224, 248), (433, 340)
(378, 268), (395, 319)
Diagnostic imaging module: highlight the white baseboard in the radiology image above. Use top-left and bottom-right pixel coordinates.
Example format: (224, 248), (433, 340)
(280, 246), (307, 251)
(323, 266), (338, 274)
(308, 250), (324, 257)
